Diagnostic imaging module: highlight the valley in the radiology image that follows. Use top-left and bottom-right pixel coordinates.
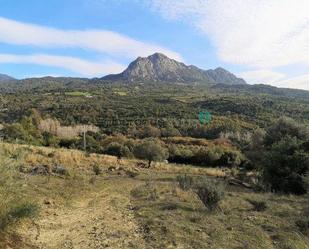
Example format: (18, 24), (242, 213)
(0, 53), (308, 249)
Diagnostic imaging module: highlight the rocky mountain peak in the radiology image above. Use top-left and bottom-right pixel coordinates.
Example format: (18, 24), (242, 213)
(102, 53), (246, 85)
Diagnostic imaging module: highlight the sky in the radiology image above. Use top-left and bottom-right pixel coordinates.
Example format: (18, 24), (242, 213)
(0, 0), (309, 90)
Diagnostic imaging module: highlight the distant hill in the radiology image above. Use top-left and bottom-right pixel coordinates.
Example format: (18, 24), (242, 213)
(0, 73), (15, 82)
(1, 54), (309, 100)
(102, 53), (246, 85)
(211, 83), (309, 100)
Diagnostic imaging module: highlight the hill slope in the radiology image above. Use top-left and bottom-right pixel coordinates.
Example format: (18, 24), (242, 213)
(103, 53), (246, 85)
(1, 143), (308, 249)
(0, 73), (15, 82)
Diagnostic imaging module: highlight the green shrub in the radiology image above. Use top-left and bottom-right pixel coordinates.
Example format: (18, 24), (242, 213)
(295, 217), (309, 235)
(92, 164), (102, 176)
(161, 202), (178, 211)
(125, 170), (139, 178)
(131, 182), (158, 200)
(134, 139), (168, 167)
(176, 175), (194, 191)
(262, 136), (309, 195)
(104, 142), (122, 157)
(218, 150), (245, 167)
(138, 124), (161, 138)
(0, 202), (39, 231)
(52, 165), (70, 176)
(247, 199), (268, 212)
(104, 142), (132, 159)
(131, 186), (149, 199)
(259, 118), (309, 195)
(42, 132), (59, 147)
(303, 172), (309, 192)
(194, 178), (225, 211)
(264, 117), (309, 146)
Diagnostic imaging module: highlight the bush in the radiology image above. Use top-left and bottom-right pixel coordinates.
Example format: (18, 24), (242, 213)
(176, 175), (194, 191)
(42, 131), (59, 147)
(92, 164), (102, 176)
(262, 136), (309, 195)
(295, 217), (309, 235)
(0, 202), (39, 231)
(168, 143), (245, 167)
(138, 125), (161, 138)
(161, 126), (181, 137)
(257, 118), (309, 195)
(52, 165), (70, 176)
(303, 172), (309, 192)
(134, 139), (168, 167)
(131, 182), (158, 200)
(194, 178), (225, 211)
(264, 117), (309, 146)
(168, 144), (194, 164)
(104, 142), (132, 159)
(125, 169), (139, 178)
(247, 199), (268, 212)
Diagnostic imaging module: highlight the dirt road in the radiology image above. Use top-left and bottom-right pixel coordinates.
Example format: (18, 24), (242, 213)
(19, 180), (146, 249)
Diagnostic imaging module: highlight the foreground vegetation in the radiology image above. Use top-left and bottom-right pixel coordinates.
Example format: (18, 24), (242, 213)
(0, 143), (308, 248)
(0, 81), (308, 248)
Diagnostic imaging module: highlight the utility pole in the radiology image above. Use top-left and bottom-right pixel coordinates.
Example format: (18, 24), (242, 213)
(83, 125), (86, 152)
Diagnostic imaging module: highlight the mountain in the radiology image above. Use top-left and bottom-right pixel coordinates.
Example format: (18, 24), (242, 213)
(0, 73), (15, 82)
(206, 67), (247, 85)
(102, 53), (246, 85)
(212, 83), (309, 100)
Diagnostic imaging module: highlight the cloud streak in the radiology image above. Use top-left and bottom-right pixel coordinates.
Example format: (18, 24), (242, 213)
(149, 0), (309, 90)
(0, 53), (126, 77)
(273, 74), (309, 90)
(239, 70), (285, 85)
(0, 17), (182, 61)
(150, 0), (309, 68)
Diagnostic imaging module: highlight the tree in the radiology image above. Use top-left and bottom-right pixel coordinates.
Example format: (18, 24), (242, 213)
(262, 136), (309, 194)
(134, 139), (168, 167)
(261, 118), (309, 195)
(42, 132), (59, 147)
(264, 117), (309, 146)
(3, 123), (27, 141)
(104, 142), (132, 159)
(161, 123), (181, 137)
(138, 125), (161, 138)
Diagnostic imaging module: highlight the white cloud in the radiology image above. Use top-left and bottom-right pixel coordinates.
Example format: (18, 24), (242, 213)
(239, 69), (309, 90)
(0, 17), (182, 61)
(0, 54), (126, 77)
(150, 0), (309, 69)
(239, 70), (285, 85)
(273, 74), (309, 90)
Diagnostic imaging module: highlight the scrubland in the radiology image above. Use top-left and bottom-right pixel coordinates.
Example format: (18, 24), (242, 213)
(0, 142), (308, 249)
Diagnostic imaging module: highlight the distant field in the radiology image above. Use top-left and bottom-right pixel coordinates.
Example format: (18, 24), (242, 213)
(64, 91), (92, 97)
(114, 91), (127, 96)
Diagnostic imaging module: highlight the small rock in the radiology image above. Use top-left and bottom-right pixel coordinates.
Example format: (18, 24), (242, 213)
(44, 199), (52, 205)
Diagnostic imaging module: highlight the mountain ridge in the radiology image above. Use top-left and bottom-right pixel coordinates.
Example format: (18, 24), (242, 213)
(0, 73), (16, 82)
(102, 53), (247, 85)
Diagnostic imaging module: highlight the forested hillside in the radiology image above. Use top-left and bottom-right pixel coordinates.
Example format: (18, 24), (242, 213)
(0, 72), (309, 249)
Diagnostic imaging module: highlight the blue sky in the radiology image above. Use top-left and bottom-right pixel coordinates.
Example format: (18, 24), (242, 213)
(0, 0), (309, 90)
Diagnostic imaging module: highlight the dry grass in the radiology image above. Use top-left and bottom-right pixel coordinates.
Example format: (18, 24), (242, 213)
(0, 142), (308, 249)
(0, 142), (228, 177)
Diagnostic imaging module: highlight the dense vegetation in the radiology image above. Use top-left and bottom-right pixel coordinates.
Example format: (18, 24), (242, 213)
(0, 78), (309, 248)
(1, 81), (308, 194)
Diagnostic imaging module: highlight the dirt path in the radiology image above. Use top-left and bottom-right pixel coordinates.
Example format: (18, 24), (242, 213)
(19, 180), (146, 249)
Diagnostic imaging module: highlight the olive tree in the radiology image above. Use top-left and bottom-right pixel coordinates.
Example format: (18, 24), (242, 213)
(134, 139), (168, 167)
